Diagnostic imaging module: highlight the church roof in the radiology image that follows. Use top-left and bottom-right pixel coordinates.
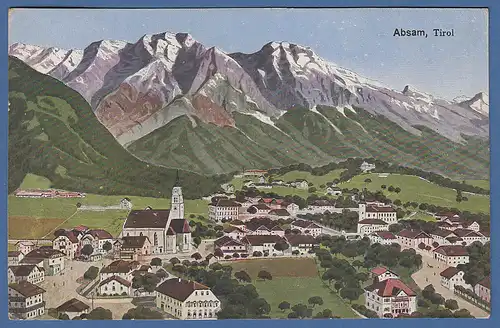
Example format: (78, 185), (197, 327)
(167, 227), (176, 236)
(124, 210), (170, 229)
(169, 219), (191, 233)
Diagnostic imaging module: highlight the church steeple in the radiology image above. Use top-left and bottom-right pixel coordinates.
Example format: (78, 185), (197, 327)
(174, 170), (180, 187)
(170, 170), (184, 220)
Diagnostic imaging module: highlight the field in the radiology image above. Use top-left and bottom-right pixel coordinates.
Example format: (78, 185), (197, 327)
(465, 179), (490, 190)
(340, 173), (490, 214)
(19, 173), (52, 189)
(8, 216), (66, 239)
(403, 211), (437, 222)
(229, 258), (359, 318)
(274, 170), (345, 187)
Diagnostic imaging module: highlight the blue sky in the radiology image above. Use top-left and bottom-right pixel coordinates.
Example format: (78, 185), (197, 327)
(9, 8), (488, 100)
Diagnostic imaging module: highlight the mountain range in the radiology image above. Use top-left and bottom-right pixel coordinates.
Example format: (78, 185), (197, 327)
(8, 32), (490, 179)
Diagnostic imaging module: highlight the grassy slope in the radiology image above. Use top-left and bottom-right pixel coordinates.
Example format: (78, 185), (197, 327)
(127, 104), (489, 180)
(8, 56), (223, 199)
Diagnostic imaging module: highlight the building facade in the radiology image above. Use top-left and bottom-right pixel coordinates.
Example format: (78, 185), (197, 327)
(364, 278), (417, 318)
(208, 199), (241, 222)
(8, 281), (46, 319)
(439, 267), (472, 291)
(8, 265), (45, 285)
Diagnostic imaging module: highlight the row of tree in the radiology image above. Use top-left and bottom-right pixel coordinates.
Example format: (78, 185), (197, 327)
(298, 210), (359, 233)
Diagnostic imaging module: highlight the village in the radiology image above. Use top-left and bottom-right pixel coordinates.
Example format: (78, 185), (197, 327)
(7, 163), (491, 320)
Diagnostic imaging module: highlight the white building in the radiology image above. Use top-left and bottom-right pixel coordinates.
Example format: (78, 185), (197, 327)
(19, 247), (65, 276)
(16, 241), (36, 255)
(97, 276), (132, 296)
(56, 298), (90, 319)
(364, 278), (417, 318)
(99, 260), (140, 283)
(357, 219), (388, 235)
(360, 161), (376, 172)
(439, 267), (472, 291)
(369, 231), (397, 245)
(433, 245), (469, 267)
(240, 235), (287, 256)
(8, 265), (45, 285)
(359, 203), (397, 225)
(396, 230), (433, 249)
(214, 236), (247, 255)
(8, 281), (46, 319)
(80, 229), (114, 255)
(452, 229), (486, 245)
(8, 251), (24, 266)
(285, 234), (319, 255)
(290, 179), (309, 189)
(52, 230), (80, 259)
(155, 278), (222, 320)
(370, 267), (400, 282)
(325, 187), (342, 196)
(208, 199), (241, 222)
(291, 220), (323, 237)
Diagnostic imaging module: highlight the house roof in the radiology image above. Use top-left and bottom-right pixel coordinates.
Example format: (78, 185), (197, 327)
(214, 236), (236, 248)
(453, 229), (482, 238)
(398, 230), (431, 239)
(366, 206), (396, 213)
(124, 209), (170, 229)
(255, 225), (270, 231)
(166, 227), (176, 236)
(9, 265), (43, 276)
(268, 209), (290, 216)
(224, 226), (245, 234)
(23, 246), (64, 259)
(241, 235), (285, 246)
(19, 257), (44, 265)
(88, 229), (113, 239)
(446, 236), (463, 243)
(211, 199), (241, 207)
(434, 245), (468, 256)
(9, 281), (46, 297)
(252, 204), (271, 210)
(101, 260), (138, 273)
(16, 240), (35, 246)
(271, 225), (284, 231)
(364, 278), (416, 297)
(54, 230), (80, 243)
(437, 222), (453, 228)
(431, 229), (456, 238)
(169, 219), (191, 234)
(73, 225), (89, 232)
(56, 298), (90, 313)
(122, 236), (150, 248)
(285, 234), (318, 246)
(8, 251), (21, 257)
(480, 230), (490, 237)
(372, 231), (396, 239)
(477, 276), (490, 289)
(155, 278), (209, 301)
(371, 267), (388, 275)
(230, 220), (245, 226)
(258, 198), (274, 204)
(440, 267), (461, 279)
(358, 219), (387, 225)
(98, 275), (131, 288)
(436, 212), (458, 217)
(292, 220), (321, 229)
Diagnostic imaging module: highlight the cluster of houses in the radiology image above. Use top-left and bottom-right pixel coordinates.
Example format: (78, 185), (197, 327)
(14, 189), (85, 198)
(213, 218), (321, 258)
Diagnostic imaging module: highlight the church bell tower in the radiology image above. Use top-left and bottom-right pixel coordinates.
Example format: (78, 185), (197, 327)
(170, 171), (184, 220)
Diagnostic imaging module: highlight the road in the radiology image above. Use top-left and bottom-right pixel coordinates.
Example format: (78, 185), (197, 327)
(411, 251), (489, 318)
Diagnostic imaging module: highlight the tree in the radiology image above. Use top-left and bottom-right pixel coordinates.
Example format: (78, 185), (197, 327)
(58, 313), (70, 320)
(291, 303), (311, 319)
(122, 306), (164, 319)
(87, 307), (112, 320)
(393, 199), (402, 206)
(232, 252), (240, 258)
(308, 187), (317, 193)
(381, 185), (387, 189)
(209, 262), (223, 271)
(252, 251), (263, 257)
(102, 241), (112, 252)
(169, 257), (180, 265)
(432, 242), (439, 248)
(453, 309), (474, 318)
(234, 270), (251, 283)
(248, 298), (271, 317)
(193, 236), (202, 248)
(308, 296), (324, 307)
(364, 178), (372, 183)
(352, 260), (363, 269)
(274, 242), (289, 252)
(155, 269), (168, 280)
(388, 185), (395, 192)
(394, 187), (401, 193)
(444, 299), (459, 310)
(292, 250), (300, 256)
(150, 257), (162, 267)
(278, 301), (291, 312)
(191, 252), (202, 260)
(214, 248), (224, 258)
(334, 281), (343, 292)
(418, 242), (426, 250)
(340, 287), (363, 303)
(83, 266), (99, 280)
(76, 202), (82, 208)
(257, 270), (272, 281)
(81, 244), (94, 258)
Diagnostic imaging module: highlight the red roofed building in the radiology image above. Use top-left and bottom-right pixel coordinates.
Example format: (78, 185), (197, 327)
(364, 278), (417, 318)
(369, 231), (397, 245)
(439, 267), (472, 291)
(433, 245), (469, 266)
(370, 267), (399, 283)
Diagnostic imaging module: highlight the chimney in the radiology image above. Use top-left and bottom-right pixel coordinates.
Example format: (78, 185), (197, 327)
(178, 278), (181, 283)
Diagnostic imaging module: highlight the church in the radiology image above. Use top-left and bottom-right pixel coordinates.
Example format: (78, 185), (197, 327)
(121, 177), (192, 254)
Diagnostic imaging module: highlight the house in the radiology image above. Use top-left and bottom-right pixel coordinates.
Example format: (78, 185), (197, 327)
(434, 212), (459, 221)
(240, 235), (287, 256)
(281, 202), (299, 214)
(439, 267), (472, 291)
(430, 229), (460, 246)
(243, 169), (268, 177)
(20, 247), (65, 276)
(463, 221), (481, 232)
(208, 199), (241, 222)
(248, 203), (271, 214)
(155, 278), (222, 320)
(291, 220), (323, 237)
(117, 236), (152, 260)
(325, 187), (342, 196)
(369, 231), (397, 245)
(452, 229), (485, 245)
(8, 281), (46, 319)
(370, 267), (399, 283)
(443, 216), (466, 229)
(56, 298), (90, 319)
(8, 265), (45, 284)
(360, 161), (376, 172)
(270, 226), (285, 237)
(120, 198), (133, 210)
(52, 230), (81, 259)
(359, 203), (397, 225)
(8, 251), (24, 265)
(290, 179), (309, 189)
(396, 230), (433, 249)
(97, 276), (132, 297)
(223, 226), (246, 240)
(474, 276), (491, 303)
(80, 229), (114, 255)
(433, 245), (469, 266)
(121, 181), (191, 254)
(285, 234), (319, 255)
(357, 219), (388, 235)
(364, 278), (417, 318)
(268, 208), (291, 219)
(251, 225), (273, 235)
(479, 230), (490, 244)
(100, 260), (140, 282)
(308, 199), (336, 213)
(214, 236), (247, 255)
(16, 241), (36, 255)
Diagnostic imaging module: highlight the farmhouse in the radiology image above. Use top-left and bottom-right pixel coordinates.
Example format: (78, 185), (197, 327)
(369, 231), (397, 245)
(56, 298), (90, 319)
(291, 220), (323, 237)
(290, 179), (309, 189)
(214, 236), (247, 255)
(8, 251), (24, 266)
(433, 245), (469, 266)
(268, 208), (291, 219)
(97, 276), (132, 297)
(16, 241), (36, 255)
(52, 230), (80, 259)
(285, 234), (319, 254)
(223, 226), (246, 240)
(396, 230), (433, 249)
(325, 187), (342, 196)
(100, 260), (140, 283)
(474, 276), (491, 303)
(155, 278), (222, 320)
(8, 265), (45, 285)
(8, 281), (46, 319)
(116, 236), (152, 260)
(430, 229), (460, 246)
(208, 198), (241, 222)
(20, 247), (65, 276)
(364, 278), (417, 318)
(452, 229), (485, 245)
(121, 180), (191, 254)
(240, 235), (287, 256)
(357, 219), (388, 235)
(247, 203), (271, 214)
(439, 267), (472, 291)
(79, 229), (114, 255)
(360, 161), (376, 172)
